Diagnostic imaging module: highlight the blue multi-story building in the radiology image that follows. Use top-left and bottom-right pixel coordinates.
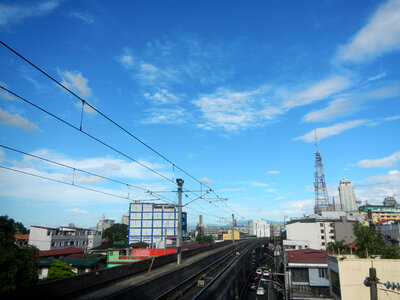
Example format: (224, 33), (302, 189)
(128, 203), (187, 246)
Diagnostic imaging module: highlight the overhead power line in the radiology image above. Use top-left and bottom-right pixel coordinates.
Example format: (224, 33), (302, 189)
(0, 40), (220, 198)
(0, 85), (175, 185)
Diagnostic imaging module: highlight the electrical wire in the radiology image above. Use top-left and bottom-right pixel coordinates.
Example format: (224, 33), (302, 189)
(0, 40), (221, 199)
(0, 42), (252, 222)
(0, 144), (149, 192)
(0, 85), (175, 184)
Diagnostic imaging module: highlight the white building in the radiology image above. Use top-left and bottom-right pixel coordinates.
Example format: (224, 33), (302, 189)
(128, 202), (187, 246)
(121, 212), (129, 226)
(96, 217), (114, 233)
(286, 221), (335, 250)
(28, 225), (101, 252)
(338, 178), (357, 212)
(248, 220), (271, 237)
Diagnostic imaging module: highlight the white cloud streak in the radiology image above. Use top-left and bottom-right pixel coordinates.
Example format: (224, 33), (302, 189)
(294, 120), (366, 142)
(0, 108), (38, 130)
(358, 151), (400, 168)
(338, 0), (400, 62)
(193, 87), (282, 131)
(267, 170), (281, 174)
(0, 1), (59, 27)
(60, 70), (92, 99)
(302, 97), (355, 122)
(282, 76), (350, 109)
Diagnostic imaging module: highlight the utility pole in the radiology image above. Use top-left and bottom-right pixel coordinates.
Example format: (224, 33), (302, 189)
(176, 178), (184, 265)
(231, 214), (235, 244)
(369, 267), (378, 300)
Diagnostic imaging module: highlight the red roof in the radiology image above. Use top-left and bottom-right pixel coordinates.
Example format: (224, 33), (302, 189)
(286, 249), (328, 264)
(39, 247), (84, 257)
(15, 234), (29, 240)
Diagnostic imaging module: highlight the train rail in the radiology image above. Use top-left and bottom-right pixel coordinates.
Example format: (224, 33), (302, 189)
(154, 240), (254, 300)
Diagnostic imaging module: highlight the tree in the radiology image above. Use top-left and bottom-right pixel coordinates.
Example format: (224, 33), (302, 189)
(43, 260), (75, 281)
(353, 222), (398, 259)
(196, 234), (214, 244)
(327, 240), (351, 254)
(0, 215), (38, 292)
(102, 223), (128, 244)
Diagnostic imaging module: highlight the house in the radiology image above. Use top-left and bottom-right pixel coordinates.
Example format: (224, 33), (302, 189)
(286, 249), (331, 299)
(14, 234), (29, 247)
(37, 247), (105, 279)
(28, 225), (101, 252)
(328, 254), (400, 299)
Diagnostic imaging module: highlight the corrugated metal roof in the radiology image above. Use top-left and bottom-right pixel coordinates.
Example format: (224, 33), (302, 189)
(39, 247), (84, 257)
(286, 249), (328, 264)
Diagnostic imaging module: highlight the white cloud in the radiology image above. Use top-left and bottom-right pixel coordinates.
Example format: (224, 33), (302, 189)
(69, 12), (94, 24)
(366, 86), (400, 99)
(193, 87), (282, 131)
(240, 181), (269, 188)
(279, 199), (315, 216)
(267, 170), (280, 174)
(0, 82), (15, 100)
(141, 107), (188, 125)
(60, 70), (92, 99)
(356, 170), (400, 203)
(275, 196), (285, 201)
(302, 97), (355, 122)
(363, 72), (387, 84)
(0, 108), (38, 130)
(338, 0), (400, 62)
(199, 177), (211, 186)
(143, 89), (179, 104)
(67, 208), (88, 214)
(115, 48), (135, 69)
(0, 1), (59, 27)
(357, 151), (400, 168)
(294, 120), (366, 142)
(282, 76), (350, 109)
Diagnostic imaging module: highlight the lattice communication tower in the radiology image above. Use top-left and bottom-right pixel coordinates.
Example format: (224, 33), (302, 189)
(314, 132), (331, 213)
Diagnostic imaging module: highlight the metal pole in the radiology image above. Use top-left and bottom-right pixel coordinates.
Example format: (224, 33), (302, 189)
(369, 267), (378, 300)
(176, 178), (184, 265)
(164, 227), (167, 256)
(232, 214), (235, 244)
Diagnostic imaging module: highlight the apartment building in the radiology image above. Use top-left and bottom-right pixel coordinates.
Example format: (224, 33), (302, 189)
(28, 225), (101, 252)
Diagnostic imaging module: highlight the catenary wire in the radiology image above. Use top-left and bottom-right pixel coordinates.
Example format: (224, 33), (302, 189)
(0, 85), (242, 220)
(0, 85), (175, 184)
(0, 40), (221, 198)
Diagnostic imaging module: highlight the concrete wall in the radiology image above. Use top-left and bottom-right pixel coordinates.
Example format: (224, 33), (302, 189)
(309, 268), (329, 287)
(8, 241), (235, 299)
(328, 255), (400, 300)
(286, 221), (335, 250)
(29, 227), (51, 251)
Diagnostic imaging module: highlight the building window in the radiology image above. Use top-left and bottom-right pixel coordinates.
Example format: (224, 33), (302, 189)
(330, 236), (335, 240)
(51, 242), (55, 247)
(318, 268), (328, 278)
(321, 230), (324, 233)
(47, 230), (51, 236)
(320, 223), (323, 227)
(291, 268), (309, 282)
(321, 235), (325, 239)
(70, 241), (74, 246)
(64, 241), (68, 246)
(321, 242), (325, 246)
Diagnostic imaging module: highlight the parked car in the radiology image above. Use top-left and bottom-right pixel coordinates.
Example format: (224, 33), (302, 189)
(256, 268), (262, 275)
(256, 287), (265, 295)
(263, 270), (270, 277)
(248, 283), (257, 291)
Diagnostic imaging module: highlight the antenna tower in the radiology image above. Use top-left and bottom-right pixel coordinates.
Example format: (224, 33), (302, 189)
(314, 131), (331, 213)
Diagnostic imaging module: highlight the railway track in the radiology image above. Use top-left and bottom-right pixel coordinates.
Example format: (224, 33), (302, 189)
(154, 240), (254, 300)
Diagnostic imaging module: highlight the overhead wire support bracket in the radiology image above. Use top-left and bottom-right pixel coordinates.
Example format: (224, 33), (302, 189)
(183, 191), (210, 207)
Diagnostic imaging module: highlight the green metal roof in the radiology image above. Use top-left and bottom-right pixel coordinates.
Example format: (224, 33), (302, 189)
(39, 256), (105, 267)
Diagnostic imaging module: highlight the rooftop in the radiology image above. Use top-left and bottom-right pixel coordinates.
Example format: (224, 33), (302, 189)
(39, 247), (84, 257)
(286, 249), (328, 265)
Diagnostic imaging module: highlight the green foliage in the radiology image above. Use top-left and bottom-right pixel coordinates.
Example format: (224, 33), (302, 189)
(102, 223), (128, 244)
(43, 260), (75, 281)
(353, 222), (399, 259)
(327, 240), (352, 254)
(196, 234), (214, 244)
(0, 215), (38, 292)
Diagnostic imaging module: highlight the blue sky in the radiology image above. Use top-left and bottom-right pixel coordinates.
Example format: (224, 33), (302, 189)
(0, 0), (399, 229)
